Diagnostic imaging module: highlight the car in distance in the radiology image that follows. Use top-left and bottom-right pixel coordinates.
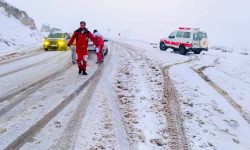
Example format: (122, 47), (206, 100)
(43, 32), (70, 51)
(88, 38), (109, 57)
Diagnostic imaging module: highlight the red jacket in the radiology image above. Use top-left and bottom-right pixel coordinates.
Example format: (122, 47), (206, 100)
(94, 32), (104, 46)
(68, 28), (96, 51)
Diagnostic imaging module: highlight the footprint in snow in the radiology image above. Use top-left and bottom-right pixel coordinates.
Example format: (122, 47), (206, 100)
(0, 128), (6, 134)
(54, 121), (62, 128)
(27, 137), (36, 143)
(213, 106), (224, 114)
(223, 119), (239, 128)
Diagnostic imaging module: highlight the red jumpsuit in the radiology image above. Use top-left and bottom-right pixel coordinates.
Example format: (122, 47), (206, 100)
(94, 32), (104, 63)
(68, 28), (96, 71)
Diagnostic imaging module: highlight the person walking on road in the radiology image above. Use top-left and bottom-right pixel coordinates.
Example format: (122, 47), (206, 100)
(67, 21), (97, 75)
(93, 29), (104, 64)
(70, 37), (76, 64)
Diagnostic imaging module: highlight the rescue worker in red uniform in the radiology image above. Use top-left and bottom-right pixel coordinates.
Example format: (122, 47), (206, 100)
(68, 21), (97, 75)
(93, 29), (104, 64)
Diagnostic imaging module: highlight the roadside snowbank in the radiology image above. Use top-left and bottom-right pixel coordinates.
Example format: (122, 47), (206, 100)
(0, 3), (42, 56)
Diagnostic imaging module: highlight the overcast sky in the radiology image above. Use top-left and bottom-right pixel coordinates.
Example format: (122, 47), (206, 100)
(5, 0), (250, 49)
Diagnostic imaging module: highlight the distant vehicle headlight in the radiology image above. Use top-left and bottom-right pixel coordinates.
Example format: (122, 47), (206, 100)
(44, 40), (50, 45)
(58, 40), (66, 46)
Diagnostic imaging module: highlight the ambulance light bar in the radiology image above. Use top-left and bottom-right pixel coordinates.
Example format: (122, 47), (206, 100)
(179, 27), (191, 30)
(179, 27), (200, 30)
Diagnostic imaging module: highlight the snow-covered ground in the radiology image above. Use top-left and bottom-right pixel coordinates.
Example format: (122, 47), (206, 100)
(0, 3), (42, 56)
(0, 40), (250, 150)
(1, 0), (250, 149)
(119, 40), (250, 150)
(190, 47), (250, 121)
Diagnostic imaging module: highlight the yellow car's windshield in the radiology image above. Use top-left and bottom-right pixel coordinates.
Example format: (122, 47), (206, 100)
(48, 33), (64, 38)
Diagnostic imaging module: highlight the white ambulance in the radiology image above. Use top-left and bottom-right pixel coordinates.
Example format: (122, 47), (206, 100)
(160, 27), (208, 55)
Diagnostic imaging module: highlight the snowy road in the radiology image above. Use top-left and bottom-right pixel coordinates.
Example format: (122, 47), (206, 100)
(0, 41), (250, 150)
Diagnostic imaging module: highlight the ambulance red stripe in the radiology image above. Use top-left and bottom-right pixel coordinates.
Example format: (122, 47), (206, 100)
(163, 40), (192, 48)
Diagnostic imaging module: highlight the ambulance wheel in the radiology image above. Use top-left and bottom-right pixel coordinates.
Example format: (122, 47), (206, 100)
(160, 42), (167, 51)
(173, 48), (179, 52)
(179, 46), (187, 55)
(44, 48), (48, 51)
(194, 49), (202, 54)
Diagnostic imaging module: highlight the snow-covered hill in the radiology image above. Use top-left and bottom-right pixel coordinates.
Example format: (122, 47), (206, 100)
(0, 0), (42, 55)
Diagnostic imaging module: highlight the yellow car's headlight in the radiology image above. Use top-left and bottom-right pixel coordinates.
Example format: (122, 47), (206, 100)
(58, 40), (66, 46)
(44, 40), (50, 45)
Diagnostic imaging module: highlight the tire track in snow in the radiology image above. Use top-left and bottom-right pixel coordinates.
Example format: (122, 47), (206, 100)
(192, 60), (250, 124)
(51, 47), (113, 150)
(102, 81), (131, 150)
(0, 56), (70, 103)
(117, 42), (194, 149)
(0, 49), (43, 65)
(52, 66), (104, 150)
(115, 43), (161, 148)
(0, 63), (72, 117)
(161, 65), (190, 150)
(0, 52), (65, 78)
(158, 57), (195, 150)
(4, 61), (100, 150)
(101, 43), (131, 150)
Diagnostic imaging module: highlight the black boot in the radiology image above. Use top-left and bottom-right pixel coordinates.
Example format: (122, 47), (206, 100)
(82, 70), (88, 75)
(96, 60), (104, 64)
(78, 68), (82, 74)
